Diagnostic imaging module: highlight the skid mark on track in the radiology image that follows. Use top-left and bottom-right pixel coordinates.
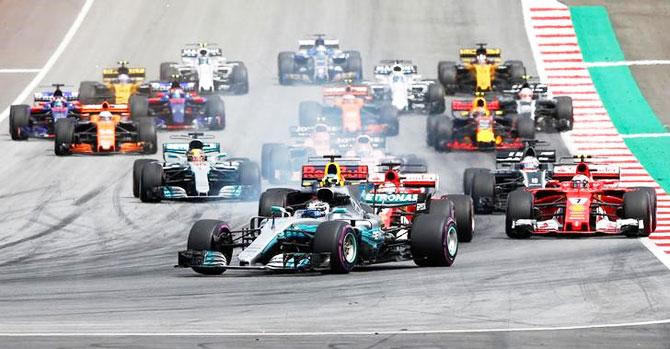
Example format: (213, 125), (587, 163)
(0, 211), (81, 251)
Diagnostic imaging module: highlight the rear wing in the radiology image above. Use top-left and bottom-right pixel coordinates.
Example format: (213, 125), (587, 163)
(79, 103), (128, 114)
(33, 91), (78, 102)
(368, 172), (438, 189)
(301, 163), (368, 187)
(552, 164), (621, 181)
(332, 135), (386, 150)
(181, 47), (223, 58)
(503, 82), (548, 97)
(451, 98), (500, 111)
(298, 39), (340, 51)
(147, 81), (197, 92)
(459, 47), (502, 62)
(373, 61), (417, 75)
(496, 149), (556, 164)
(102, 67), (145, 83)
(162, 142), (221, 156)
(322, 85), (370, 98)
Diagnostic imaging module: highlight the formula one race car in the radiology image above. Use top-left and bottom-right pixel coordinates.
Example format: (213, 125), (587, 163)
(78, 61), (148, 105)
(438, 44), (525, 95)
(9, 84), (79, 140)
(133, 133), (261, 202)
(134, 80), (226, 130)
(177, 156), (461, 275)
(362, 162), (475, 242)
(426, 94), (535, 152)
(505, 156), (658, 238)
(261, 122), (388, 184)
(299, 83), (399, 136)
(53, 102), (157, 156)
(278, 35), (362, 85)
(370, 60), (445, 114)
(463, 141), (557, 213)
(160, 42), (248, 94)
(499, 80), (574, 132)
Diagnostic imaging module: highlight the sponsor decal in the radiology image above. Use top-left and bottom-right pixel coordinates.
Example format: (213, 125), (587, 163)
(362, 191), (418, 204)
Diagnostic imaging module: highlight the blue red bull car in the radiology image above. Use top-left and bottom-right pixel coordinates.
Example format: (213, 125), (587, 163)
(132, 81), (225, 130)
(9, 84), (80, 140)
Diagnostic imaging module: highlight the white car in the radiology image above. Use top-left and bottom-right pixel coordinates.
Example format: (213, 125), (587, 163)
(370, 60), (445, 114)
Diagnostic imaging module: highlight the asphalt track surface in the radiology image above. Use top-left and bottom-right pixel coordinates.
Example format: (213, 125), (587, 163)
(0, 0), (669, 347)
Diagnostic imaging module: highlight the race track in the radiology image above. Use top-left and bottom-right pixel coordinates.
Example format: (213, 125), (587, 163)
(0, 0), (669, 347)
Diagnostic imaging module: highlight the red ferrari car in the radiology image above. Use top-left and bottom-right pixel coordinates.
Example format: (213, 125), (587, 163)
(505, 156), (657, 238)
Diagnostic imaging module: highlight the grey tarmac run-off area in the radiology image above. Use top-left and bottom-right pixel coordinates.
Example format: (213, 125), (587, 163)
(0, 0), (668, 348)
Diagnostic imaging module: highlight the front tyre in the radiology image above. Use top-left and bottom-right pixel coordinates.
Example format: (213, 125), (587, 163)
(411, 214), (458, 267)
(54, 118), (75, 156)
(187, 220), (233, 275)
(312, 221), (358, 273)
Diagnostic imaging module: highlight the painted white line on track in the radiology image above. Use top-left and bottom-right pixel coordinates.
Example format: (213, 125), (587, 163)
(621, 133), (670, 139)
(1, 318), (670, 336)
(0, 0), (95, 122)
(0, 69), (42, 73)
(586, 60), (670, 67)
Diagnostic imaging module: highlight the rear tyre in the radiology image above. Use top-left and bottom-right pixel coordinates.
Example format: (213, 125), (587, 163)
(54, 118), (75, 156)
(313, 221), (358, 273)
(139, 162), (164, 203)
(261, 143), (279, 180)
(205, 97), (226, 130)
(517, 115), (536, 140)
(187, 220), (233, 275)
(159, 62), (179, 81)
(427, 83), (446, 114)
(138, 118), (157, 154)
(434, 117), (453, 152)
(463, 168), (490, 195)
(299, 101), (322, 127)
(133, 159), (155, 198)
(428, 198), (453, 217)
(634, 187), (657, 231)
(437, 61), (458, 95)
(239, 161), (261, 200)
(411, 214), (458, 267)
(78, 81), (101, 104)
(268, 144), (291, 185)
(448, 194), (475, 242)
(471, 172), (495, 214)
(505, 60), (526, 85)
(555, 96), (574, 131)
(129, 94), (149, 119)
(345, 50), (363, 80)
(231, 63), (249, 94)
(258, 188), (296, 217)
(623, 190), (653, 237)
(505, 190), (533, 239)
(278, 51), (295, 85)
(426, 114), (440, 146)
(9, 105), (30, 140)
(380, 105), (399, 136)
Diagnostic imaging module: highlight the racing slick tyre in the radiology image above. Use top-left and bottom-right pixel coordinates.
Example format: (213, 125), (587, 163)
(471, 171), (495, 214)
(555, 96), (574, 131)
(239, 161), (261, 200)
(411, 214), (458, 267)
(313, 221), (359, 274)
(448, 194), (475, 243)
(9, 104), (30, 141)
(54, 118), (75, 156)
(187, 220), (233, 275)
(437, 61), (458, 95)
(427, 83), (446, 114)
(261, 143), (280, 180)
(381, 105), (400, 136)
(133, 159), (155, 198)
(517, 115), (536, 141)
(231, 63), (249, 95)
(345, 50), (363, 81)
(299, 101), (322, 127)
(505, 189), (534, 239)
(428, 198), (454, 217)
(433, 117), (453, 152)
(205, 96), (226, 130)
(258, 188), (296, 217)
(78, 81), (102, 104)
(129, 94), (149, 119)
(505, 60), (526, 86)
(426, 114), (440, 146)
(623, 190), (653, 237)
(278, 51), (295, 85)
(634, 187), (657, 231)
(139, 162), (164, 203)
(138, 117), (157, 154)
(463, 168), (490, 195)
(159, 62), (179, 81)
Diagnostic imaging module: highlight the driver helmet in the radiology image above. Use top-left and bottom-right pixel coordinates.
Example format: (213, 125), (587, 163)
(187, 148), (206, 162)
(571, 174), (590, 189)
(342, 94), (356, 104)
(99, 110), (113, 121)
(303, 199), (330, 218)
(354, 135), (373, 157)
(51, 98), (66, 109)
(117, 74), (131, 84)
(315, 37), (325, 47)
(520, 156), (540, 171)
(476, 53), (487, 64)
(519, 87), (534, 102)
(169, 88), (184, 99)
